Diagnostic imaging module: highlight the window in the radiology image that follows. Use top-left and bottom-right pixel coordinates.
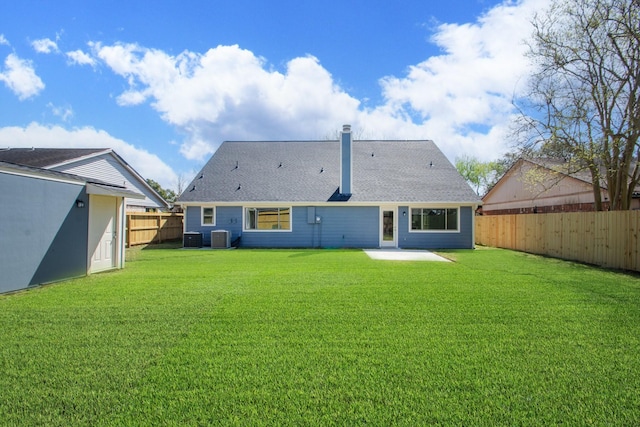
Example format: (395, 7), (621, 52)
(245, 207), (291, 231)
(411, 208), (458, 231)
(201, 207), (215, 225)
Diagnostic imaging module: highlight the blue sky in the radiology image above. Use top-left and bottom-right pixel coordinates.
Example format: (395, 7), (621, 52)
(0, 0), (549, 190)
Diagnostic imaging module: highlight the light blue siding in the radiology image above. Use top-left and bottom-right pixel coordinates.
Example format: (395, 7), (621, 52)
(317, 206), (379, 248)
(398, 206), (475, 249)
(184, 206), (242, 246)
(184, 204), (475, 249)
(185, 205), (378, 248)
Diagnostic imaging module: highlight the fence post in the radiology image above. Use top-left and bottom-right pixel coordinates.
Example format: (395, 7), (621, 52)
(126, 213), (131, 248)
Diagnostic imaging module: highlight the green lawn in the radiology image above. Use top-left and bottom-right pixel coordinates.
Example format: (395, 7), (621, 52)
(1, 246), (639, 426)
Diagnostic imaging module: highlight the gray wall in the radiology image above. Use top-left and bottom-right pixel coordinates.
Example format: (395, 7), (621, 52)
(0, 173), (89, 293)
(185, 205), (475, 249)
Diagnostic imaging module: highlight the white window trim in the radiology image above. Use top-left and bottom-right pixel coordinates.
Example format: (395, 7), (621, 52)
(242, 206), (293, 232)
(201, 206), (216, 226)
(408, 206), (460, 233)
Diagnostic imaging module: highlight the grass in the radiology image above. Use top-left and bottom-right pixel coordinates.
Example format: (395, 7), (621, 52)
(0, 246), (639, 426)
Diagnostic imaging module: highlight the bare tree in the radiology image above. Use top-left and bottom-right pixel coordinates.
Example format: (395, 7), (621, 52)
(175, 172), (187, 197)
(514, 0), (640, 210)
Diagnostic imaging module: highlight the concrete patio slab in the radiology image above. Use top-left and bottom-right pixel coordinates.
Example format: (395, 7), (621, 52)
(364, 249), (451, 262)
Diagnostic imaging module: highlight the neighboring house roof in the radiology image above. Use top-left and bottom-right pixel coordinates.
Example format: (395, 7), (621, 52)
(178, 140), (481, 205)
(0, 148), (169, 209)
(0, 160), (144, 199)
(487, 157), (640, 196)
(482, 157), (640, 212)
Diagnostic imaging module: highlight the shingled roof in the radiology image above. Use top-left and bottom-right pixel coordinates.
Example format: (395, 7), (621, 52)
(0, 148), (108, 168)
(178, 140), (480, 204)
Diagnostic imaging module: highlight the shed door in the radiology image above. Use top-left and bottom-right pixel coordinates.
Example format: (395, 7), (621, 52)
(89, 195), (117, 272)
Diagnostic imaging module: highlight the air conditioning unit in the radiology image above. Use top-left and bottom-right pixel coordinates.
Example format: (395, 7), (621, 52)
(183, 232), (203, 248)
(211, 230), (231, 249)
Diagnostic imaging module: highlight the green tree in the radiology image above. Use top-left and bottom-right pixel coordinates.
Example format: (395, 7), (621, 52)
(146, 178), (177, 203)
(455, 155), (505, 196)
(514, 0), (640, 210)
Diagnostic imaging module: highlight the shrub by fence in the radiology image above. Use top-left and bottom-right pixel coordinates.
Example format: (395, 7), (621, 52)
(476, 211), (640, 272)
(126, 212), (184, 247)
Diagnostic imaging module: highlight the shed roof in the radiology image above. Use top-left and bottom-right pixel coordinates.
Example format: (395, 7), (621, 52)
(178, 140), (481, 204)
(0, 148), (108, 168)
(0, 160), (144, 199)
(0, 147), (169, 208)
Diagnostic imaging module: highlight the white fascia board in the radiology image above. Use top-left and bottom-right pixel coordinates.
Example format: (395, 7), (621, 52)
(86, 183), (145, 199)
(178, 200), (482, 207)
(404, 201), (483, 208)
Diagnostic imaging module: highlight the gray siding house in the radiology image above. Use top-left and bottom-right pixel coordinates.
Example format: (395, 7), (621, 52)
(177, 125), (481, 249)
(0, 148), (169, 212)
(0, 161), (143, 294)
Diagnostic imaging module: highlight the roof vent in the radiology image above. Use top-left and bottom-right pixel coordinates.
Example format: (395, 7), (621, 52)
(343, 124), (351, 133)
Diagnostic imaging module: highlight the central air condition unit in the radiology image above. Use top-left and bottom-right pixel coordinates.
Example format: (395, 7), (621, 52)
(211, 230), (230, 248)
(183, 232), (203, 248)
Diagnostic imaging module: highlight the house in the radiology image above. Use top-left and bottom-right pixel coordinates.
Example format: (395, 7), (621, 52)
(482, 158), (640, 215)
(0, 148), (169, 212)
(0, 161), (144, 294)
(177, 125), (481, 249)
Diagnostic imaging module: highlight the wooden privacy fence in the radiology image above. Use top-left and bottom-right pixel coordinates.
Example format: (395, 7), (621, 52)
(126, 212), (184, 247)
(476, 211), (640, 272)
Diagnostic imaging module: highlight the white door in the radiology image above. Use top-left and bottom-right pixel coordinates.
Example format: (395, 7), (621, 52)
(380, 207), (397, 248)
(89, 195), (117, 272)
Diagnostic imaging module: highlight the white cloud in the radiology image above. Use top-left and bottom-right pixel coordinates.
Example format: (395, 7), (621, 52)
(377, 0), (550, 160)
(0, 123), (178, 189)
(47, 102), (74, 121)
(66, 49), (96, 67)
(92, 42), (361, 160)
(87, 0), (549, 163)
(32, 38), (59, 54)
(0, 53), (45, 100)
(0, 34), (9, 46)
